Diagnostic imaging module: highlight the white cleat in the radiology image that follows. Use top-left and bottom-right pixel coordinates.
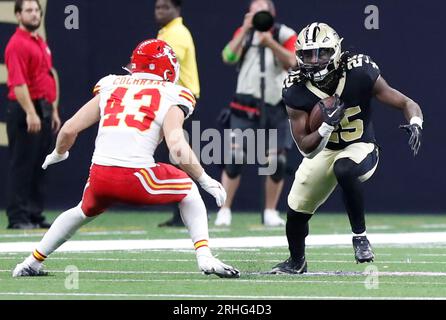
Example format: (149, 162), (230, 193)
(214, 208), (232, 226)
(197, 254), (240, 278)
(12, 262), (47, 277)
(263, 209), (285, 227)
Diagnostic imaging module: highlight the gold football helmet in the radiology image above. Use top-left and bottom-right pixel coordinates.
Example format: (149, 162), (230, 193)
(295, 22), (343, 82)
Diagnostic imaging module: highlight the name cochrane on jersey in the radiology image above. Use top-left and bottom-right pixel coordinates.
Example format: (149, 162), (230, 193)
(172, 304), (272, 317)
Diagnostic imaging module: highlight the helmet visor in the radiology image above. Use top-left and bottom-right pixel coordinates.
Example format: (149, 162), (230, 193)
(297, 48), (335, 66)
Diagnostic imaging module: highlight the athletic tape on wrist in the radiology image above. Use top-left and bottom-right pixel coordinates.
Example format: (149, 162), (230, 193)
(318, 122), (335, 138)
(410, 116), (423, 129)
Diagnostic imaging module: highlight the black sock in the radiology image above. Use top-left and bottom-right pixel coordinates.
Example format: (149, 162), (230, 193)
(342, 187), (366, 234)
(286, 206), (312, 261)
(334, 159), (366, 234)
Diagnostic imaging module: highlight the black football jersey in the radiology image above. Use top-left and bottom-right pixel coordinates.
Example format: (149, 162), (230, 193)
(283, 54), (380, 150)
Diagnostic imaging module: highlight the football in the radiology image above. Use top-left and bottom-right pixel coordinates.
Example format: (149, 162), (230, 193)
(308, 96), (337, 132)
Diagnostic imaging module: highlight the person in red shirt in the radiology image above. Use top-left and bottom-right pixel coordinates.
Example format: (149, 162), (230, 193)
(4, 0), (61, 229)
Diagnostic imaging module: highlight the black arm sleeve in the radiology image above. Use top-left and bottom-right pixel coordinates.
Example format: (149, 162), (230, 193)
(175, 105), (190, 118)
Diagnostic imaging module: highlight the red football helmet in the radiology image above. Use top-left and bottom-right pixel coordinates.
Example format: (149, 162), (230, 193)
(130, 39), (179, 83)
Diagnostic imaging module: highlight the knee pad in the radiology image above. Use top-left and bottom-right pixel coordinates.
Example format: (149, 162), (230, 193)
(333, 158), (357, 182)
(270, 152), (287, 182)
(224, 147), (245, 179)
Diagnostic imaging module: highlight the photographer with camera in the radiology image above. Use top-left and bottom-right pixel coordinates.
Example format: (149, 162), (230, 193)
(215, 0), (297, 227)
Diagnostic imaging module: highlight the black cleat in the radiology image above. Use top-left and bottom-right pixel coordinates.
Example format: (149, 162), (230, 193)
(353, 236), (375, 263)
(269, 257), (307, 274)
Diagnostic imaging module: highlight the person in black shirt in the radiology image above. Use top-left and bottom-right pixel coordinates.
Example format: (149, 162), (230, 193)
(270, 23), (423, 274)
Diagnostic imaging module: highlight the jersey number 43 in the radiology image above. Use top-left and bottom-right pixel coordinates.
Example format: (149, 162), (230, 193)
(102, 87), (161, 131)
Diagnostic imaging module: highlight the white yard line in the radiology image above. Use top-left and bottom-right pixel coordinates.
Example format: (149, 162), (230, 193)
(0, 292), (444, 300)
(0, 230), (147, 239)
(420, 224), (446, 229)
(0, 257), (191, 262)
(2, 269), (446, 277)
(66, 278), (446, 286)
(367, 226), (393, 230)
(166, 228), (232, 234)
(259, 252), (393, 256)
(248, 227), (284, 232)
(0, 256), (445, 265)
(0, 269), (199, 274)
(1, 231), (446, 253)
(418, 253), (446, 257)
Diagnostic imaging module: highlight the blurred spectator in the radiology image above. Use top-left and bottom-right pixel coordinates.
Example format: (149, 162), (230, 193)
(155, 0), (200, 227)
(215, 0), (297, 227)
(4, 0), (60, 229)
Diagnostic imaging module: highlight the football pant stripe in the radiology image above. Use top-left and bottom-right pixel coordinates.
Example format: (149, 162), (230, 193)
(145, 167), (193, 184)
(134, 173), (191, 195)
(140, 169), (192, 190)
(358, 147), (379, 183)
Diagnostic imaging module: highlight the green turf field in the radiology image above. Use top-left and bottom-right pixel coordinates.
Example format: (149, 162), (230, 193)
(1, 211), (446, 300)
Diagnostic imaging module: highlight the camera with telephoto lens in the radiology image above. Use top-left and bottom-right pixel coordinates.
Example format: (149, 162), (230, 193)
(252, 10), (274, 31)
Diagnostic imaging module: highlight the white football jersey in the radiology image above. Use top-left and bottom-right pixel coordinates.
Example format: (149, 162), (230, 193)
(91, 73), (196, 168)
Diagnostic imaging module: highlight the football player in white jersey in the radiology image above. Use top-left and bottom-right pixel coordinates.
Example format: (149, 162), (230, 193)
(12, 39), (240, 279)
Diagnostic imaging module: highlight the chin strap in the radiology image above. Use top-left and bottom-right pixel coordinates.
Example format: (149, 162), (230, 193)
(313, 67), (344, 92)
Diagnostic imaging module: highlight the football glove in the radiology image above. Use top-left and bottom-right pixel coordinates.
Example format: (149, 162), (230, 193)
(42, 149), (69, 169)
(319, 94), (346, 127)
(399, 123), (422, 156)
(197, 172), (227, 207)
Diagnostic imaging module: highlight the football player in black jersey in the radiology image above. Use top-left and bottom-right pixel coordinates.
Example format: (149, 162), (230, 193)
(270, 22), (423, 274)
